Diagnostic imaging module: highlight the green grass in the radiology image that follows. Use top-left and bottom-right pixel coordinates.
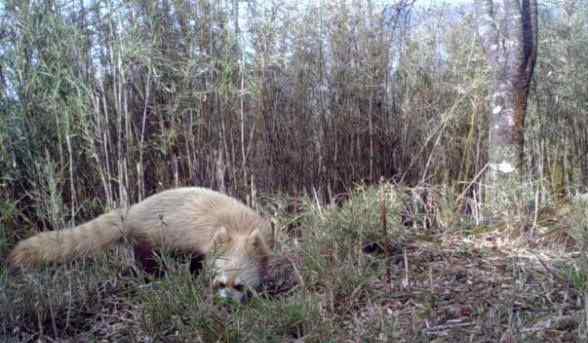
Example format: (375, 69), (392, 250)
(2, 183), (587, 342)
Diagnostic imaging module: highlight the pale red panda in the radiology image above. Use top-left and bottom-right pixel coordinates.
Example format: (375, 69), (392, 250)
(7, 187), (273, 303)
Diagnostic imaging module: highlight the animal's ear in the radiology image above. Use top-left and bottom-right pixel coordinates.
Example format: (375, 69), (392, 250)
(247, 229), (260, 244)
(248, 229), (270, 255)
(212, 226), (231, 247)
(257, 218), (275, 249)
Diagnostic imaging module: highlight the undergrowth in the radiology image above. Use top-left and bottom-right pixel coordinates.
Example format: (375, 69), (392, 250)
(1, 183), (587, 342)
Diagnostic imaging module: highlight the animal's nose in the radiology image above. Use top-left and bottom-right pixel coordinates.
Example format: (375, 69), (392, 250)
(216, 287), (247, 303)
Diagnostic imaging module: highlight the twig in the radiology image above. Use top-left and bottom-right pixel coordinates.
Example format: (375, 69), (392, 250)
(528, 251), (566, 284)
(429, 264), (433, 292)
(456, 162), (489, 206)
(532, 188), (539, 235)
(312, 187), (323, 218)
(585, 291), (588, 339)
(286, 255), (305, 291)
(380, 181), (392, 292)
(403, 248), (409, 289)
(423, 321), (475, 334)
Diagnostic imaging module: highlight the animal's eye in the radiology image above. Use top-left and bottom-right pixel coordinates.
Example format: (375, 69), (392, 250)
(234, 283), (244, 292)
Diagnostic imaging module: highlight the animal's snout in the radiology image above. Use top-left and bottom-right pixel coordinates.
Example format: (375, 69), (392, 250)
(214, 280), (252, 303)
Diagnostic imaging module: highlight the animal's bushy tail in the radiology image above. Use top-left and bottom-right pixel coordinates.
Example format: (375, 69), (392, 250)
(8, 210), (125, 268)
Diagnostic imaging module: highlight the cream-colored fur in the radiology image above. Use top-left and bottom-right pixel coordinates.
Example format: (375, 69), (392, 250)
(8, 187), (272, 302)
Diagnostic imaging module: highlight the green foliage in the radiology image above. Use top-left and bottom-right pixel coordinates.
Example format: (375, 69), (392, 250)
(137, 257), (326, 342)
(2, 183), (588, 341)
(0, 0), (584, 241)
(317, 184), (404, 256)
(139, 264), (217, 340)
(0, 198), (17, 258)
(1, 0), (588, 340)
(567, 196), (588, 292)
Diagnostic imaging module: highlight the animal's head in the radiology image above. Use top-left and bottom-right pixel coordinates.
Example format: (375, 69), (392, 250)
(210, 225), (272, 303)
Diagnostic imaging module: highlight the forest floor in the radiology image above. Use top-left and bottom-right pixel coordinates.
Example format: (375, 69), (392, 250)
(1, 185), (586, 342)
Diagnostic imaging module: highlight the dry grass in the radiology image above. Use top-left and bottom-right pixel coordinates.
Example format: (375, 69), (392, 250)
(1, 184), (586, 342)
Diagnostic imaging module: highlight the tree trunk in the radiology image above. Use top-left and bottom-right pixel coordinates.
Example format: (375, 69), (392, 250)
(476, 0), (538, 206)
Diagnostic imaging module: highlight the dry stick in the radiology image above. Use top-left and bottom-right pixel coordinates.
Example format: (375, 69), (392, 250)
(368, 93), (374, 182)
(286, 255), (305, 291)
(380, 181), (392, 292)
(138, 69), (151, 201)
(239, 60), (247, 191)
(528, 250), (567, 284)
(420, 119), (447, 184)
(186, 109), (195, 184)
(250, 174), (257, 210)
(456, 162), (490, 212)
(101, 83), (114, 209)
(65, 120), (76, 227)
(115, 38), (127, 208)
(48, 297), (58, 338)
(312, 187), (323, 218)
(528, 249), (583, 309)
(400, 92), (466, 185)
(36, 303), (44, 339)
(429, 264), (433, 292)
(403, 248), (410, 289)
(423, 322), (475, 334)
(398, 120), (447, 185)
(122, 69), (130, 204)
(532, 188), (539, 236)
(65, 272), (72, 331)
(90, 93), (111, 207)
(472, 188), (480, 225)
(585, 291), (588, 339)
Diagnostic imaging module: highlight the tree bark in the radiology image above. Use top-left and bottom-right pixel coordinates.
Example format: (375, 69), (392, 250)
(475, 0), (538, 204)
